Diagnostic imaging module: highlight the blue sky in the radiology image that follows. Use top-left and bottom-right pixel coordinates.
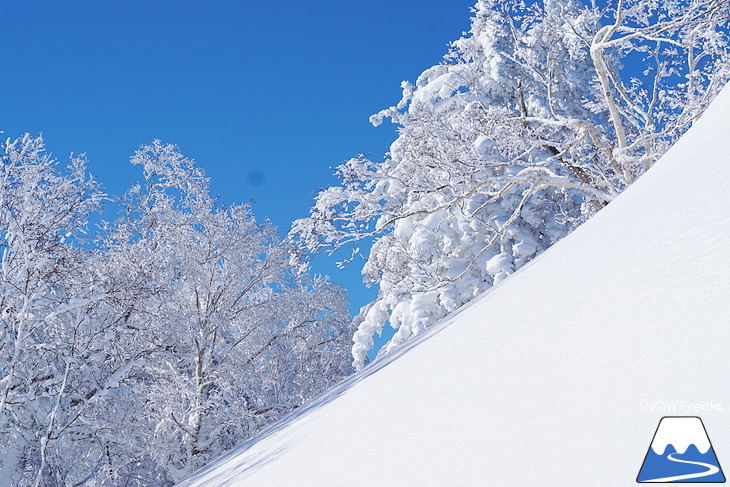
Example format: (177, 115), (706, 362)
(2, 0), (473, 359)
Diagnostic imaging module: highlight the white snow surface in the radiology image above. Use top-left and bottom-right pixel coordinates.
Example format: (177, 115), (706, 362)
(650, 417), (712, 455)
(178, 86), (730, 486)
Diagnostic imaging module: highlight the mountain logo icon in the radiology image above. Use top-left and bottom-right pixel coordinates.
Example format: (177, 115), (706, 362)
(637, 416), (725, 483)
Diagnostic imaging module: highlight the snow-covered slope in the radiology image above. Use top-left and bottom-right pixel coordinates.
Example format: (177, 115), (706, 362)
(178, 86), (730, 486)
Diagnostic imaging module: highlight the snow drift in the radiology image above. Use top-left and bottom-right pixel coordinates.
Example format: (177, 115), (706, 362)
(178, 85), (730, 486)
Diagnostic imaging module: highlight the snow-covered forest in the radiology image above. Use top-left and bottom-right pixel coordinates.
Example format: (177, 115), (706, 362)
(1, 0), (729, 485)
(0, 139), (354, 485)
(292, 0), (730, 369)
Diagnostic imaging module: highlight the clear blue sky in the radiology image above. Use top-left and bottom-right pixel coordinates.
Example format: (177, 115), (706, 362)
(1, 0), (473, 360)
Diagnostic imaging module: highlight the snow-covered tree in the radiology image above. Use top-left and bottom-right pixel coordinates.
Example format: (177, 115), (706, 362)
(291, 0), (730, 369)
(0, 134), (108, 485)
(94, 141), (353, 484)
(0, 138), (354, 486)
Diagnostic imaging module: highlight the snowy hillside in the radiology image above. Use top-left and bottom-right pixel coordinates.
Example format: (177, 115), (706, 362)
(178, 85), (730, 486)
